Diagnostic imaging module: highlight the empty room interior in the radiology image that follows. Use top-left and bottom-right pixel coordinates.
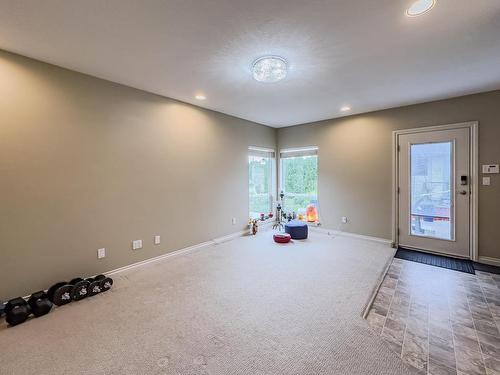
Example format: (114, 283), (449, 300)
(1, 1), (500, 374)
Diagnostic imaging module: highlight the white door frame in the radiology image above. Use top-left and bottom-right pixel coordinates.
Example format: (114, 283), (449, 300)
(392, 121), (479, 260)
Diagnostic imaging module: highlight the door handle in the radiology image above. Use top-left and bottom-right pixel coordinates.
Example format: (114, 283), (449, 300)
(459, 190), (468, 195)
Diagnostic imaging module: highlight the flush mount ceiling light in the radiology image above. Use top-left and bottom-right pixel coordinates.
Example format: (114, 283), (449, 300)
(340, 106), (351, 112)
(406, 0), (436, 17)
(252, 56), (287, 83)
(195, 94), (206, 100)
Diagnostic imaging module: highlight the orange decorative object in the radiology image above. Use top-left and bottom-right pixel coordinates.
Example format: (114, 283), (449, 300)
(306, 204), (318, 223)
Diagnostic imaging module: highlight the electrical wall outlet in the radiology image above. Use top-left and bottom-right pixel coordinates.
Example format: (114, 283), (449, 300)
(483, 177), (491, 186)
(232, 217), (237, 225)
(154, 235), (161, 245)
(97, 248), (106, 259)
(341, 216), (348, 224)
(132, 239), (143, 250)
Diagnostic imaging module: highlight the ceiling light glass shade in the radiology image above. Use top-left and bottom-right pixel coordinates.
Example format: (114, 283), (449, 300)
(406, 0), (436, 17)
(252, 56), (287, 83)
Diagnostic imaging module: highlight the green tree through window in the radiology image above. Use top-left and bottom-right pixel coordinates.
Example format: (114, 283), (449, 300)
(248, 148), (275, 219)
(281, 152), (318, 213)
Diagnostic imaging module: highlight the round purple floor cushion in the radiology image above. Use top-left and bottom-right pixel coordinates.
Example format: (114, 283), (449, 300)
(285, 220), (308, 240)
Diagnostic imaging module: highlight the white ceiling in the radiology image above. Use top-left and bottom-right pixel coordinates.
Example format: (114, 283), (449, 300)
(1, 0), (499, 127)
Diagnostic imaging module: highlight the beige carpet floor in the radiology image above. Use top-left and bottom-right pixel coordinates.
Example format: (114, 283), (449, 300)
(0, 231), (420, 375)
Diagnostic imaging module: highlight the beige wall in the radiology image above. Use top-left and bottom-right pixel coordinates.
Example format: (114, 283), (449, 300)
(278, 90), (500, 260)
(0, 51), (276, 299)
(2, 48), (499, 300)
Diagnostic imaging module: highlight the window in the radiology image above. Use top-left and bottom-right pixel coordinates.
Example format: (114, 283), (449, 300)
(248, 147), (276, 219)
(280, 147), (318, 217)
(410, 142), (453, 240)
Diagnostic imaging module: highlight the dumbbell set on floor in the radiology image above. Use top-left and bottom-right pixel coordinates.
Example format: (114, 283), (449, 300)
(0, 274), (113, 327)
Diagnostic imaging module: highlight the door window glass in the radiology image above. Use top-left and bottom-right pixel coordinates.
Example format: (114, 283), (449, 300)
(410, 142), (453, 240)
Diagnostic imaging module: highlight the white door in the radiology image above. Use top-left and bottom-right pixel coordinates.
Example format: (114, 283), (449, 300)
(398, 128), (470, 258)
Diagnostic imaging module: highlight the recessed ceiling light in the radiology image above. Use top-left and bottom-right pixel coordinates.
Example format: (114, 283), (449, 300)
(406, 0), (436, 17)
(340, 106), (351, 112)
(195, 94), (206, 100)
(252, 56), (287, 83)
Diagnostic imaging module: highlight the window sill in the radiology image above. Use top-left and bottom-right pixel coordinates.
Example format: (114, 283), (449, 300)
(249, 219), (321, 229)
(249, 218), (275, 226)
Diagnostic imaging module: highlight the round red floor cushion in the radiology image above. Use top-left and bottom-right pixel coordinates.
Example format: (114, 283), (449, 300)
(273, 233), (291, 243)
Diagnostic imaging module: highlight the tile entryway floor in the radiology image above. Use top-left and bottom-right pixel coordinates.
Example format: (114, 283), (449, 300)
(366, 258), (500, 375)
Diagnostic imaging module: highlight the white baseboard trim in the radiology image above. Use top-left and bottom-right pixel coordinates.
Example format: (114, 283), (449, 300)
(213, 229), (250, 244)
(6, 230), (250, 302)
(108, 221), (393, 278)
(106, 229), (249, 277)
(310, 226), (392, 245)
(477, 256), (500, 267)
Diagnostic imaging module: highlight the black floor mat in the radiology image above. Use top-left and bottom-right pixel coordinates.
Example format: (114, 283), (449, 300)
(473, 261), (500, 275)
(395, 247), (475, 274)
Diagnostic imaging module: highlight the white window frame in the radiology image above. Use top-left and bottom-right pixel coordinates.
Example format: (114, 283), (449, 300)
(248, 146), (277, 220)
(278, 146), (319, 214)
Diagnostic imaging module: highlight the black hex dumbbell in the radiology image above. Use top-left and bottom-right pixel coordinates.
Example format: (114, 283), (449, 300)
(5, 297), (31, 326)
(27, 291), (53, 317)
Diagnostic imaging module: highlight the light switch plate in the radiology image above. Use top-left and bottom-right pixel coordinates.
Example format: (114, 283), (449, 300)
(154, 235), (161, 245)
(97, 248), (106, 259)
(482, 164), (499, 174)
(483, 177), (491, 186)
(132, 240), (143, 250)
